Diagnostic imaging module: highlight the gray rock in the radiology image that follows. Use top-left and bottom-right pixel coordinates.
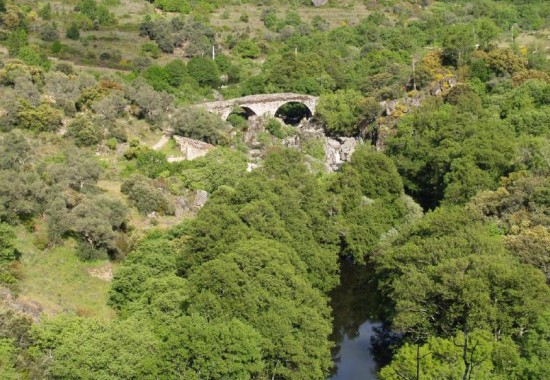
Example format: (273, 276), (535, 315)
(384, 100), (398, 115)
(194, 190), (209, 208)
(339, 138), (357, 161)
(312, 0), (328, 6)
(247, 162), (259, 172)
(325, 137), (357, 172)
(175, 196), (191, 217)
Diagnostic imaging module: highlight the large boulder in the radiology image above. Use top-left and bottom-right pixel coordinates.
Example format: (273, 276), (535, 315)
(312, 0), (328, 6)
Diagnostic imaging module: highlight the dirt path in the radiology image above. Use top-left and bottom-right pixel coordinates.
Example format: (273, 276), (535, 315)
(152, 134), (170, 150)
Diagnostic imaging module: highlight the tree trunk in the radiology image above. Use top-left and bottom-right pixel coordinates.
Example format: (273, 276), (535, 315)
(462, 325), (470, 380)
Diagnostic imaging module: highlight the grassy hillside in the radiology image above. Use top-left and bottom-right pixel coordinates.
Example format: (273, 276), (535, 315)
(15, 227), (115, 318)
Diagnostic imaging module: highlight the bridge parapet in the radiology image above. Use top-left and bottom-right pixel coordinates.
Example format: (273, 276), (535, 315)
(198, 93), (319, 120)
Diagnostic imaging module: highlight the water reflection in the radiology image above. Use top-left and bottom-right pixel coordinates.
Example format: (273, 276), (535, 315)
(329, 261), (384, 379)
(331, 321), (382, 380)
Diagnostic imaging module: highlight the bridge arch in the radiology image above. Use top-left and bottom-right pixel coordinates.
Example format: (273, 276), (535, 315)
(226, 106), (257, 121)
(273, 101), (313, 125)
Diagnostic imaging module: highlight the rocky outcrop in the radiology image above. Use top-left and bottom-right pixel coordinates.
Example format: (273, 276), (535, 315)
(0, 288), (43, 322)
(194, 190), (209, 208)
(282, 121), (358, 172)
(325, 137), (357, 171)
(430, 77), (458, 96)
(375, 76), (458, 150)
(247, 162), (259, 172)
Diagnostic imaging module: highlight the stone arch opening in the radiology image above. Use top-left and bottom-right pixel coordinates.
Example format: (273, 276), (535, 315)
(226, 106), (257, 121)
(274, 102), (313, 125)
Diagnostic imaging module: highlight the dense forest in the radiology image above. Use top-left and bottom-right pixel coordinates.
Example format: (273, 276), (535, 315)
(0, 0), (549, 378)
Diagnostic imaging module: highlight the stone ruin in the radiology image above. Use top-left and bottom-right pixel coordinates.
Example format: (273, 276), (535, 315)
(169, 136), (214, 162)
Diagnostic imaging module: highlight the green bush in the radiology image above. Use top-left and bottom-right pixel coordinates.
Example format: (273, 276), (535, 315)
(265, 118), (290, 139)
(227, 113), (247, 130)
(164, 59), (187, 87)
(39, 23), (59, 42)
(187, 56), (220, 88)
(172, 107), (231, 145)
(316, 90), (364, 136)
(302, 138), (325, 160)
(121, 175), (175, 215)
(76, 0), (117, 26)
(54, 62), (74, 75)
(51, 40), (62, 54)
(239, 13), (249, 23)
(106, 138), (117, 150)
(66, 23), (80, 40)
(17, 101), (63, 132)
(17, 46), (51, 70)
(38, 3), (52, 20)
(0, 223), (18, 263)
(76, 241), (109, 261)
(135, 149), (171, 178)
(154, 0), (191, 13)
(6, 29), (27, 57)
(66, 115), (103, 147)
(233, 39), (261, 59)
(141, 42), (161, 59)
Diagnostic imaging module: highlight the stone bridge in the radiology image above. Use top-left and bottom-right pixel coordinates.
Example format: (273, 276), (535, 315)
(197, 93), (319, 120)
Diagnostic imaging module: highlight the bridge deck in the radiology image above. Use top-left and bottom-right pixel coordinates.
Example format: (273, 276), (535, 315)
(199, 93), (318, 109)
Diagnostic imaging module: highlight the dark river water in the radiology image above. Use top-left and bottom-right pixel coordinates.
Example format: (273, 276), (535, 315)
(330, 321), (381, 380)
(329, 262), (385, 380)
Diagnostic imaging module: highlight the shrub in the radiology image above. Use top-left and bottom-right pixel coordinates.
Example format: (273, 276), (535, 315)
(17, 46), (51, 70)
(262, 8), (279, 31)
(76, 0), (116, 26)
(164, 59), (187, 87)
(233, 39), (260, 59)
(227, 113), (247, 130)
(0, 223), (19, 285)
(17, 101), (63, 132)
(106, 123), (127, 142)
(76, 241), (108, 261)
(316, 90), (364, 136)
(38, 3), (52, 20)
(76, 85), (110, 111)
(172, 107), (230, 145)
(302, 138), (325, 160)
(40, 23), (59, 42)
(54, 62), (74, 75)
(265, 118), (288, 139)
(66, 23), (80, 40)
(66, 115), (103, 147)
(7, 29), (28, 56)
(121, 175), (175, 215)
(141, 42), (161, 59)
(106, 138), (117, 150)
(132, 56), (151, 72)
(154, 0), (191, 13)
(143, 65), (171, 92)
(99, 51), (111, 61)
(187, 56), (220, 88)
(265, 118), (296, 139)
(51, 40), (62, 54)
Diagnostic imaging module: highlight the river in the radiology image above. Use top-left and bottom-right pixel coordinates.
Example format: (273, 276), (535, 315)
(329, 262), (385, 380)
